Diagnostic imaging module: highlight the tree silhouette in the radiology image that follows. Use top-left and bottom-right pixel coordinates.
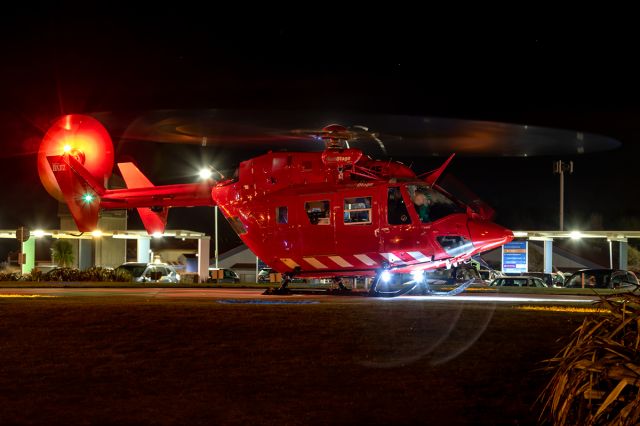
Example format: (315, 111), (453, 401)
(51, 240), (74, 267)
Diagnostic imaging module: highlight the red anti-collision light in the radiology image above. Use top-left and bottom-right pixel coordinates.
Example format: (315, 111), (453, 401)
(37, 114), (114, 202)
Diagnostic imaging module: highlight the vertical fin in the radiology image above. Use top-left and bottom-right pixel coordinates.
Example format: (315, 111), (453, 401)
(117, 162), (169, 234)
(46, 154), (102, 231)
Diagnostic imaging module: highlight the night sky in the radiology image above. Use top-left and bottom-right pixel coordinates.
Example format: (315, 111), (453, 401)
(2, 9), (640, 260)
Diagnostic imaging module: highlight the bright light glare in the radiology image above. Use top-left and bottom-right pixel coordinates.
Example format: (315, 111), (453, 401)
(82, 193), (94, 203)
(63, 144), (72, 153)
(381, 270), (392, 283)
(411, 270), (425, 282)
(152, 231), (163, 239)
(570, 231), (583, 240)
(198, 168), (213, 180)
(91, 230), (103, 238)
(32, 230), (46, 238)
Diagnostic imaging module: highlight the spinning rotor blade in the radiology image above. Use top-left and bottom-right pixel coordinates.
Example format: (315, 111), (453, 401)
(91, 109), (620, 158)
(0, 109), (622, 160)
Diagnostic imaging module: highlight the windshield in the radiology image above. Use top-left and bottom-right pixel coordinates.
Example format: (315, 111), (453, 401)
(405, 184), (465, 222)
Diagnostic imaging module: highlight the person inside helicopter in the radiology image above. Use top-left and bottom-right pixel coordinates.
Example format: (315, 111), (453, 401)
(412, 191), (431, 223)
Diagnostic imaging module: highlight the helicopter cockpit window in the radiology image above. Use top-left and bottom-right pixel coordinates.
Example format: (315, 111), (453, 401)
(387, 187), (411, 225)
(305, 200), (330, 225)
(406, 184), (464, 222)
(344, 197), (372, 225)
(276, 206), (288, 224)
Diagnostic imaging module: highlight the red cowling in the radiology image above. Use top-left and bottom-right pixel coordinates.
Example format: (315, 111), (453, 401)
(37, 115), (114, 202)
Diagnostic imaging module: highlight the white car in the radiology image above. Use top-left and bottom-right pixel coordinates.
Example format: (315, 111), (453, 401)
(489, 276), (548, 288)
(115, 262), (180, 283)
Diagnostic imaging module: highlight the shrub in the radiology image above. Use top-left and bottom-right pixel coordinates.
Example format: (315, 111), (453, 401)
(538, 293), (640, 425)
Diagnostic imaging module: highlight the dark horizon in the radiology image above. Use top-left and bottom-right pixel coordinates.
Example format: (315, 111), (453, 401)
(2, 11), (640, 260)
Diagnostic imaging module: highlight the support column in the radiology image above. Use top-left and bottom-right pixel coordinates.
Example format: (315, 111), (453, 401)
(78, 239), (93, 270)
(21, 237), (35, 274)
(608, 240), (613, 269)
(619, 241), (628, 270)
(198, 237), (211, 283)
(137, 237), (151, 263)
(543, 239), (553, 274)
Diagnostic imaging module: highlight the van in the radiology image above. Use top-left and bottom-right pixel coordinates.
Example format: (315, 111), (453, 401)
(208, 268), (240, 283)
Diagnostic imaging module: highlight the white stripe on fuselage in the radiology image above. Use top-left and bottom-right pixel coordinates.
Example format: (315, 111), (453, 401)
(407, 251), (431, 262)
(303, 257), (328, 269)
(328, 256), (353, 267)
(354, 254), (377, 266)
(280, 258), (300, 269)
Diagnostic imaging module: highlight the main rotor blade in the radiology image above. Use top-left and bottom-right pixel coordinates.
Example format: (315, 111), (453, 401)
(92, 109), (619, 158)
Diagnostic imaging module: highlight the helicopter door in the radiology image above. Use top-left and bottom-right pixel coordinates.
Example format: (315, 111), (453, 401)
(381, 186), (417, 261)
(300, 197), (336, 260)
(270, 203), (298, 264)
(335, 192), (379, 261)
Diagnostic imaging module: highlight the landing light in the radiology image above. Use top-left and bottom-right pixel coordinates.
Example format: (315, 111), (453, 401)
(381, 270), (392, 283)
(198, 168), (213, 180)
(411, 270), (425, 283)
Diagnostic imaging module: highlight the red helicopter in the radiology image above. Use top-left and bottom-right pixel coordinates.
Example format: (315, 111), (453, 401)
(37, 114), (513, 296)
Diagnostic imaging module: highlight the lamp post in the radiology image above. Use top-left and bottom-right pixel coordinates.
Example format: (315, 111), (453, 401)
(199, 167), (219, 269)
(215, 205), (219, 269)
(553, 160), (573, 231)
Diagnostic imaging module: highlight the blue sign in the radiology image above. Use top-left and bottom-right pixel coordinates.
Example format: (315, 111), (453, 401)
(502, 241), (528, 274)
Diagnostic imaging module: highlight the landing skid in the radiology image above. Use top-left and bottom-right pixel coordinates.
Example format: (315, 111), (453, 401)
(263, 275), (356, 296)
(262, 272), (293, 295)
(368, 272), (475, 298)
(420, 278), (475, 296)
(262, 273), (474, 298)
(368, 275), (420, 298)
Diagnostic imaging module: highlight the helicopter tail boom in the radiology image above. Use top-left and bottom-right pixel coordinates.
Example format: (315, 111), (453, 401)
(46, 154), (216, 234)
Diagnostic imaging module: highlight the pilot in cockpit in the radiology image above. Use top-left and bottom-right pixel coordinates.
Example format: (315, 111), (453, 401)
(413, 192), (431, 223)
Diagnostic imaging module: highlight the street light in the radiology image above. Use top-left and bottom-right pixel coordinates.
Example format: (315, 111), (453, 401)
(197, 165), (221, 268)
(553, 160), (573, 231)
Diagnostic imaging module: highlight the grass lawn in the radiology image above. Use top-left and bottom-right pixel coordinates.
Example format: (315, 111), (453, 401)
(0, 296), (590, 424)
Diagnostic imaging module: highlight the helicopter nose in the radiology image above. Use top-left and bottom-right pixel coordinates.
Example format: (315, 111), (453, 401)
(467, 220), (513, 250)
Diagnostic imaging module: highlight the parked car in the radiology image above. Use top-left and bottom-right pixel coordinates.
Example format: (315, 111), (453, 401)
(208, 268), (240, 283)
(564, 269), (639, 289)
(490, 276), (548, 288)
(257, 267), (306, 283)
(524, 272), (565, 287)
(478, 269), (505, 283)
(552, 272), (566, 287)
(115, 262), (180, 283)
